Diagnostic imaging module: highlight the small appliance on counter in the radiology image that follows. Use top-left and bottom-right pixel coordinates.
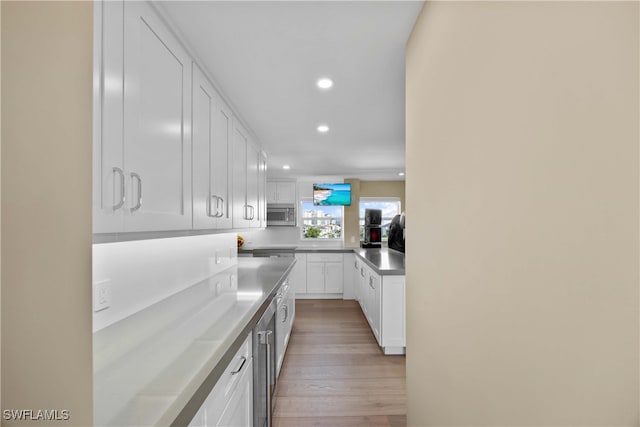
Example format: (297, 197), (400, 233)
(361, 208), (382, 248)
(388, 212), (405, 253)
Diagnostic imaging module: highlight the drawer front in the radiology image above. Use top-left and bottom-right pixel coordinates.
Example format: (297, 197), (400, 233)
(306, 253), (343, 263)
(204, 333), (252, 423)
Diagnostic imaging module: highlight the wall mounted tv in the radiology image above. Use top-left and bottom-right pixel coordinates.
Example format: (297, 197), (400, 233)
(313, 183), (352, 206)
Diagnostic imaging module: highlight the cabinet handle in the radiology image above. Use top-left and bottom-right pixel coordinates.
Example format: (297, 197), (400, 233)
(207, 195), (216, 218)
(230, 355), (247, 375)
(243, 205), (249, 220)
(258, 330), (273, 427)
(249, 205), (255, 220)
(216, 197), (225, 218)
(361, 267), (365, 277)
(209, 195), (223, 218)
(130, 172), (142, 212)
(112, 167), (125, 211)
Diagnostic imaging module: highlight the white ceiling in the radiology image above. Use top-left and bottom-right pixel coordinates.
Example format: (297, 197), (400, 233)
(159, 1), (423, 181)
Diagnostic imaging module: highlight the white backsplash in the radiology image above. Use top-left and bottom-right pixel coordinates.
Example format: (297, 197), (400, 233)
(92, 233), (237, 333)
(239, 227), (344, 248)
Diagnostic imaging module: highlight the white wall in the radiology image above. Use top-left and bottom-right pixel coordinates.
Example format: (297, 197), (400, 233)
(406, 2), (639, 425)
(92, 233), (237, 332)
(1, 2), (93, 425)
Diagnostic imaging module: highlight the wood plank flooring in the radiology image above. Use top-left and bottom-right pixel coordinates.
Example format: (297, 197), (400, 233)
(272, 300), (407, 427)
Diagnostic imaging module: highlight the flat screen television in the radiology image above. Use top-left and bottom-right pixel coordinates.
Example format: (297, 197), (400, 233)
(313, 183), (352, 206)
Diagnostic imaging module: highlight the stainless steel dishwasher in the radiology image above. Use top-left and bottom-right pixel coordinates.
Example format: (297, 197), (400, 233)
(253, 298), (277, 427)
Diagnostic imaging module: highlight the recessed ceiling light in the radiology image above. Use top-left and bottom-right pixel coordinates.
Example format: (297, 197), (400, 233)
(282, 165), (291, 170)
(398, 172), (405, 176)
(317, 124), (329, 133)
(317, 78), (333, 89)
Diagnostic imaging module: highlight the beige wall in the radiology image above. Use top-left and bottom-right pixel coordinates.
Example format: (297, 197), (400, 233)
(343, 179), (405, 248)
(406, 2), (639, 425)
(343, 178), (362, 247)
(1, 2), (93, 425)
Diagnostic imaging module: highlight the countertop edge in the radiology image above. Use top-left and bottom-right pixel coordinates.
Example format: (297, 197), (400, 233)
(168, 258), (296, 427)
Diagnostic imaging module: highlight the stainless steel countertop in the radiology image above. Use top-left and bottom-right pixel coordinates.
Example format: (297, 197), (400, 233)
(239, 246), (353, 254)
(172, 257), (295, 426)
(353, 248), (405, 275)
(94, 257), (295, 427)
(239, 246), (406, 275)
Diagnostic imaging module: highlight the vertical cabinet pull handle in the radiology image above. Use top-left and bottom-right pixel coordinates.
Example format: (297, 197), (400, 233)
(209, 196), (224, 218)
(258, 330), (273, 427)
(208, 195), (216, 218)
(130, 172), (142, 212)
(230, 356), (247, 375)
(112, 167), (125, 211)
(216, 197), (225, 218)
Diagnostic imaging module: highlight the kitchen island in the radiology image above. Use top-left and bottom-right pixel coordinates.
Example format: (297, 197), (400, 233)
(93, 257), (295, 427)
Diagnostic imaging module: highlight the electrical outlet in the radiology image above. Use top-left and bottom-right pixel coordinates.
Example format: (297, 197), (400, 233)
(215, 250), (221, 265)
(93, 279), (111, 312)
(350, 235), (355, 243)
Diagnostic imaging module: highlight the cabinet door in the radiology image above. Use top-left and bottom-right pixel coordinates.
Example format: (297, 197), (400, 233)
(324, 262), (344, 293)
(266, 181), (278, 204)
(123, 1), (192, 232)
(359, 265), (367, 314)
(306, 263), (325, 293)
(258, 152), (267, 228)
(276, 181), (297, 204)
(192, 65), (218, 230)
(293, 254), (307, 294)
(212, 97), (233, 229)
(188, 408), (204, 427)
(369, 273), (381, 344)
(380, 276), (406, 349)
(246, 142), (260, 228)
(215, 359), (253, 427)
(94, 0), (125, 233)
(232, 122), (249, 228)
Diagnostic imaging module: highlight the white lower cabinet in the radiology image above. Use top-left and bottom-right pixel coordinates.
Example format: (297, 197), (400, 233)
(276, 279), (295, 378)
(303, 253), (344, 296)
(292, 254), (307, 294)
(354, 255), (406, 355)
(189, 333), (253, 427)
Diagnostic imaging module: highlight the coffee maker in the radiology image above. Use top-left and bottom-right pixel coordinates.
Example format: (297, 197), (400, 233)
(361, 208), (382, 249)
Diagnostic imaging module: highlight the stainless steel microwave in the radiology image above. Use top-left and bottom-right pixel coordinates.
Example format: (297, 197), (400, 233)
(266, 205), (296, 226)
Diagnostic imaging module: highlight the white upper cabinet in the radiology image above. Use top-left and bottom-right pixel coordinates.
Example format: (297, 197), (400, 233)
(94, 0), (265, 234)
(122, 1), (192, 232)
(232, 122), (250, 228)
(94, 1), (192, 233)
(94, 0), (124, 233)
(258, 153), (268, 228)
(246, 142), (260, 228)
(233, 121), (264, 229)
(266, 181), (296, 204)
(192, 65), (232, 230)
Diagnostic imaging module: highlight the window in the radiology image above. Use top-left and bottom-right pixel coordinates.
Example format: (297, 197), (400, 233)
(359, 197), (402, 240)
(301, 199), (343, 239)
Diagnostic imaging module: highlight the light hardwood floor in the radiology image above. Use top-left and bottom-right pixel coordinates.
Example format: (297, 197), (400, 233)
(273, 299), (407, 427)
